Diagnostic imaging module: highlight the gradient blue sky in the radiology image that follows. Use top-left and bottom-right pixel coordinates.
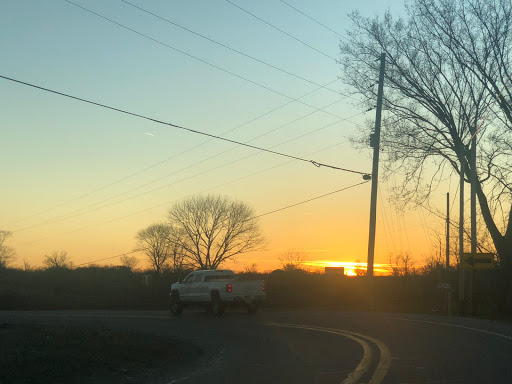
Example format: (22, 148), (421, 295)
(1, 0), (449, 272)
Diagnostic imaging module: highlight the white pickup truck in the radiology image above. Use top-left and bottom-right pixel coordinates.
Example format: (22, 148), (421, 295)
(169, 270), (266, 316)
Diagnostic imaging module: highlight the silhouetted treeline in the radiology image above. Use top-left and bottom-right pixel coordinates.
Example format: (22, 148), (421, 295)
(0, 266), (186, 310)
(0, 266), (506, 315)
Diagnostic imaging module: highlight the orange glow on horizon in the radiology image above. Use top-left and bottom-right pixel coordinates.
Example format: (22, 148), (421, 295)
(305, 260), (391, 276)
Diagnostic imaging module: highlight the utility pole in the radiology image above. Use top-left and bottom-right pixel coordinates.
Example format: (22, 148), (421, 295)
(459, 149), (465, 315)
(367, 53), (386, 277)
(469, 133), (477, 314)
(446, 192), (450, 270)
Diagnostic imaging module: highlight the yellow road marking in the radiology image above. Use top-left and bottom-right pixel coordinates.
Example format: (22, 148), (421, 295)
(265, 322), (391, 384)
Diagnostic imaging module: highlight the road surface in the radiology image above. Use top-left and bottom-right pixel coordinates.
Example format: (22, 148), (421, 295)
(1, 309), (511, 383)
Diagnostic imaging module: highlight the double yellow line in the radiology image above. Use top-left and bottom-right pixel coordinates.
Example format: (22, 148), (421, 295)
(265, 322), (391, 384)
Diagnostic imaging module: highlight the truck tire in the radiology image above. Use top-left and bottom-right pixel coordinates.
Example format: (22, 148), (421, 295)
(211, 292), (224, 317)
(247, 303), (259, 314)
(169, 291), (183, 316)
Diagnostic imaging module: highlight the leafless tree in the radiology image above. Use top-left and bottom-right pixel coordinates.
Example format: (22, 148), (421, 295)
(23, 259), (34, 271)
(135, 223), (176, 274)
(43, 250), (73, 270)
(279, 249), (307, 271)
(428, 211), (497, 269)
(243, 263), (259, 273)
(422, 252), (445, 275)
(167, 195), (264, 270)
(0, 230), (16, 269)
(120, 255), (139, 271)
(341, 0), (512, 295)
(387, 251), (416, 276)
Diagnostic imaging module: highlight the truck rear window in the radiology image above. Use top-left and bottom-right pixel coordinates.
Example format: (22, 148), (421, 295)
(204, 275), (234, 282)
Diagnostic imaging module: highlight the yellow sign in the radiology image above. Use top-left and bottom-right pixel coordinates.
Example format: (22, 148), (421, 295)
(461, 253), (495, 269)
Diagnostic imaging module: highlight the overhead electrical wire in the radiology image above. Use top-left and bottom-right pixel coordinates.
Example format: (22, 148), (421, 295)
(0, 75), (369, 177)
(62, 0), (348, 121)
(6, 0), (367, 227)
(73, 180), (370, 267)
(19, 137), (354, 246)
(120, 0), (345, 96)
(224, 0), (337, 62)
(7, 77), (344, 227)
(278, 0), (346, 40)
(76, 250), (139, 267)
(7, 2), (374, 264)
(13, 107), (369, 234)
(253, 180), (370, 219)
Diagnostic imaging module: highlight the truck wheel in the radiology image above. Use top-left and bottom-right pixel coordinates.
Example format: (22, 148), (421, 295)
(248, 303), (259, 314)
(169, 292), (183, 316)
(211, 292), (224, 317)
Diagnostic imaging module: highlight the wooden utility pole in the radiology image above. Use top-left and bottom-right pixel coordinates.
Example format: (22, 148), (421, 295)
(367, 53), (386, 277)
(469, 134), (477, 314)
(446, 192), (450, 270)
(459, 151), (465, 315)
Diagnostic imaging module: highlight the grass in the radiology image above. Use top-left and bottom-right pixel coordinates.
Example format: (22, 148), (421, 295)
(0, 323), (199, 384)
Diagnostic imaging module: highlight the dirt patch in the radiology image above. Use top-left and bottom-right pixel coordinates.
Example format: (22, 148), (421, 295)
(0, 323), (200, 383)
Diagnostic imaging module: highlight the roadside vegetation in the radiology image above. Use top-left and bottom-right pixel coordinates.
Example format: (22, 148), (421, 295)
(0, 262), (502, 316)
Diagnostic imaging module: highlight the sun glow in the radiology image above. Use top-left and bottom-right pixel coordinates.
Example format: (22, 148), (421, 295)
(304, 261), (390, 276)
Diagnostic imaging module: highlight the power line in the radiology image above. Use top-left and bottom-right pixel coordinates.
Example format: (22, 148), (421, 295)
(76, 250), (139, 267)
(450, 182), (459, 213)
(278, 0), (346, 41)
(7, 77), (344, 227)
(13, 107), (369, 234)
(120, 0), (343, 95)
(0, 74), (369, 176)
(75, 180), (369, 267)
(253, 180), (369, 219)
(18, 137), (353, 246)
(62, 0), (346, 121)
(224, 0), (337, 62)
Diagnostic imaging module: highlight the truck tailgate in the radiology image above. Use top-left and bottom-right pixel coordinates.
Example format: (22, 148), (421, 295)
(231, 281), (265, 297)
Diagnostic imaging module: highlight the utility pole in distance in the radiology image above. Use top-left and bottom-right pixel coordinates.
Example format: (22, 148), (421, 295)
(367, 53), (386, 277)
(459, 146), (465, 315)
(468, 132), (477, 314)
(446, 192), (450, 270)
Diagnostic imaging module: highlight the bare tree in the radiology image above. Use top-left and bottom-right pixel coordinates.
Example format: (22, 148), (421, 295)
(167, 228), (186, 273)
(428, 212), (497, 270)
(120, 255), (139, 271)
(168, 195), (264, 270)
(341, 0), (512, 300)
(136, 223), (174, 274)
(43, 250), (73, 270)
(278, 249), (307, 271)
(243, 263), (259, 273)
(23, 259), (34, 271)
(387, 251), (416, 277)
(0, 230), (16, 269)
(422, 252), (445, 275)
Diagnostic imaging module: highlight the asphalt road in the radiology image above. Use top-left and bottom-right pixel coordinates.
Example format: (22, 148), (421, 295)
(1, 309), (512, 383)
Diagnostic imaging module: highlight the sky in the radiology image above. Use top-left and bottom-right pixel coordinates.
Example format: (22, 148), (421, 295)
(1, 0), (450, 274)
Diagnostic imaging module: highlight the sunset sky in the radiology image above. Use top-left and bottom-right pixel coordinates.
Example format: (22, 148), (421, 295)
(1, 0), (454, 274)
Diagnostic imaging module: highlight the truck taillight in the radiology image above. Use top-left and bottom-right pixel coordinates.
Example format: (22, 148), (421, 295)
(226, 283), (232, 293)
(262, 282), (265, 291)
